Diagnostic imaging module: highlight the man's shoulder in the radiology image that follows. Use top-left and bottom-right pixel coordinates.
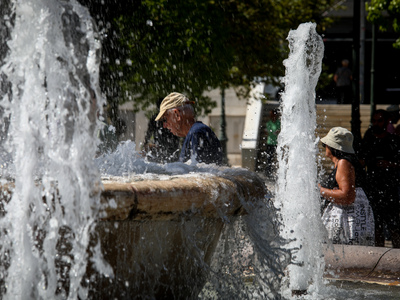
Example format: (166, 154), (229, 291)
(189, 121), (213, 134)
(336, 66), (351, 74)
(186, 122), (221, 146)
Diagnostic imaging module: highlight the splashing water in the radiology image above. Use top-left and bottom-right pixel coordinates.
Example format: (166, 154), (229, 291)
(0, 0), (399, 297)
(274, 22), (400, 300)
(276, 22), (326, 295)
(0, 1), (286, 297)
(0, 0), (111, 298)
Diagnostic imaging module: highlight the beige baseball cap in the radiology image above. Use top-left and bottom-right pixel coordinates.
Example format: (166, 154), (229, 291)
(155, 92), (193, 121)
(321, 127), (355, 154)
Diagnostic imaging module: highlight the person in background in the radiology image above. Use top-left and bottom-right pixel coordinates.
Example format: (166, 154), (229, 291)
(359, 110), (400, 248)
(155, 92), (223, 165)
(319, 127), (375, 246)
(386, 104), (400, 227)
(386, 104), (400, 135)
(333, 59), (353, 104)
(142, 98), (181, 163)
(265, 108), (281, 178)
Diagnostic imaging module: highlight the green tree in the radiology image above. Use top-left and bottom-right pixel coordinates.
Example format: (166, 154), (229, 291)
(84, 0), (338, 126)
(113, 0), (230, 117)
(366, 0), (400, 49)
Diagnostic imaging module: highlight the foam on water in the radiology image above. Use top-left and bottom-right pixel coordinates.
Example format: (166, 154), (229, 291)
(95, 139), (241, 179)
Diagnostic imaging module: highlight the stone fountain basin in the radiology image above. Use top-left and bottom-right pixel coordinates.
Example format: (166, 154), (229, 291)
(89, 171), (267, 299)
(99, 172), (265, 221)
(0, 170), (266, 299)
(324, 244), (400, 286)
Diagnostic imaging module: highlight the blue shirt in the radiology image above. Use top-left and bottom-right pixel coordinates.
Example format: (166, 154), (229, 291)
(179, 121), (223, 165)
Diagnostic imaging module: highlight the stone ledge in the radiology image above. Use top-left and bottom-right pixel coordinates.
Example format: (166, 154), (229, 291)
(100, 172), (266, 221)
(324, 244), (400, 286)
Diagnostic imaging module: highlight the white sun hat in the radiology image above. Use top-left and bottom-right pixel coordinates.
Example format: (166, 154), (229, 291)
(320, 127), (355, 154)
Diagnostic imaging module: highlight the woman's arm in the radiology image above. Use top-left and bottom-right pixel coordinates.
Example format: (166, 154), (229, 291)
(319, 159), (356, 205)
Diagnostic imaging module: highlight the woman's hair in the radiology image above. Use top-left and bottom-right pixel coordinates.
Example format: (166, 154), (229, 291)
(323, 143), (368, 189)
(329, 146), (346, 159)
(322, 143), (346, 159)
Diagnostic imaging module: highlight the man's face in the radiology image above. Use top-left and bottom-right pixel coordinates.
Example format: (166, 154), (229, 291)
(161, 109), (184, 137)
(371, 112), (387, 135)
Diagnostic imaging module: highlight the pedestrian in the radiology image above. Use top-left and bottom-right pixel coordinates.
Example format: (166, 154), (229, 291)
(265, 108), (281, 178)
(359, 110), (400, 248)
(386, 104), (400, 134)
(319, 127), (375, 246)
(155, 92), (224, 165)
(334, 59), (352, 104)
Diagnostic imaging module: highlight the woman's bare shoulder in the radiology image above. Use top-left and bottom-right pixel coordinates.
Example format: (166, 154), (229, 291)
(337, 158), (353, 169)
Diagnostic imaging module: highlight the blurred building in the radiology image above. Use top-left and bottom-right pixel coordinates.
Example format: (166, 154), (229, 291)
(321, 0), (400, 104)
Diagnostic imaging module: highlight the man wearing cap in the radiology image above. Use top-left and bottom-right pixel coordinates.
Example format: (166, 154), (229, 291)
(155, 92), (223, 165)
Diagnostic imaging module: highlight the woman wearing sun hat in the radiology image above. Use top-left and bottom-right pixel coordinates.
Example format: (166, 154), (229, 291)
(319, 127), (375, 246)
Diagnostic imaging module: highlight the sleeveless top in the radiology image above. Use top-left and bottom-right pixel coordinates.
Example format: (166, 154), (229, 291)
(320, 154), (375, 246)
(321, 154), (368, 191)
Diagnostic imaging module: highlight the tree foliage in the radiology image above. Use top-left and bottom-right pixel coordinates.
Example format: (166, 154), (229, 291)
(85, 0), (338, 120)
(366, 0), (400, 49)
(113, 0), (230, 116)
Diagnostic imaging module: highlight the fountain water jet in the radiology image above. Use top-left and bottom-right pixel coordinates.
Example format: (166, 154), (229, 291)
(0, 0), (111, 298)
(275, 23), (400, 299)
(276, 22), (325, 295)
